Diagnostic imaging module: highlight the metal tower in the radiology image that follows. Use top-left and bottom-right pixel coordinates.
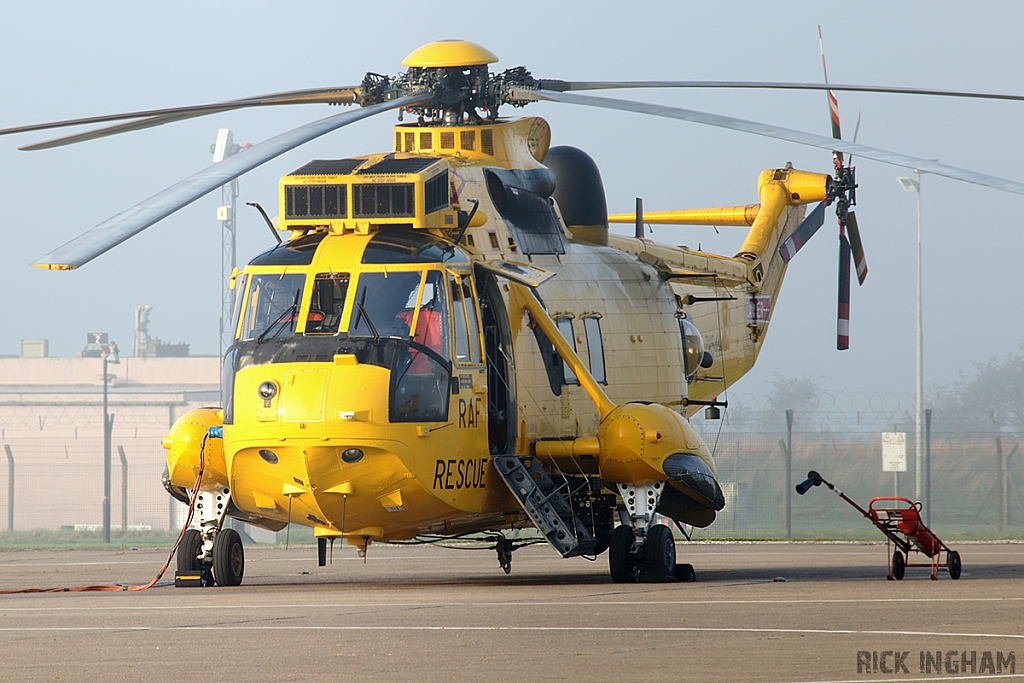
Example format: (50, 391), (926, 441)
(212, 129), (241, 358)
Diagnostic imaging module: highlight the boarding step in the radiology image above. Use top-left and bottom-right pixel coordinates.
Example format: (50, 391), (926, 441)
(493, 454), (595, 557)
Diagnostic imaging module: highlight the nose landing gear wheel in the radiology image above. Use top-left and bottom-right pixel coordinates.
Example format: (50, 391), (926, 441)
(609, 525), (640, 583)
(177, 528), (203, 573)
(213, 528), (245, 586)
(639, 524), (676, 583)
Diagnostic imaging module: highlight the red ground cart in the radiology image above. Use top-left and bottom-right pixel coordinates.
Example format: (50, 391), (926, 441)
(796, 471), (961, 580)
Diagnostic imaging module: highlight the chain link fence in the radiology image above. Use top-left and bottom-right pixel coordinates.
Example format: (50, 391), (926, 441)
(691, 430), (1022, 540)
(1, 400), (1021, 540)
(691, 385), (1024, 540)
(0, 405), (183, 532)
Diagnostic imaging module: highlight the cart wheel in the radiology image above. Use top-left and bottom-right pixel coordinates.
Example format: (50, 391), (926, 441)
(948, 550), (962, 580)
(892, 551), (906, 580)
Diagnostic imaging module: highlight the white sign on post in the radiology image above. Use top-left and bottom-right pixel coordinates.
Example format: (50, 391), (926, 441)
(881, 432), (907, 472)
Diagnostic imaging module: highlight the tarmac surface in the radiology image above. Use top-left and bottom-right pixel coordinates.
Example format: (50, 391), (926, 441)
(1, 540), (1023, 682)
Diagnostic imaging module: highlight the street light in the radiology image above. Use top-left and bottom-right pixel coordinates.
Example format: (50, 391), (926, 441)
(896, 172), (923, 509)
(100, 341), (120, 544)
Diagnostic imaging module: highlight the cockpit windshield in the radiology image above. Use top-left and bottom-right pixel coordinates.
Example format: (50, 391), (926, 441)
(349, 268), (452, 422)
(350, 270), (448, 352)
(241, 273), (307, 342)
(305, 273), (349, 334)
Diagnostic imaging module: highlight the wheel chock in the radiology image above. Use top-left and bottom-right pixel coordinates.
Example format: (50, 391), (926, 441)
(673, 563), (696, 582)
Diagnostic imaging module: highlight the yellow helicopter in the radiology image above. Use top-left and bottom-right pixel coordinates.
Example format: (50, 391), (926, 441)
(5, 40), (1024, 585)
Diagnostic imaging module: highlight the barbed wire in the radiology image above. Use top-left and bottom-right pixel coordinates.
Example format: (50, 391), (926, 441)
(0, 402), (205, 432)
(699, 388), (1024, 435)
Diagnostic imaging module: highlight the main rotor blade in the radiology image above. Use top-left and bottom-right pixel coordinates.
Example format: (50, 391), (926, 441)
(846, 211), (868, 285)
(1, 86), (360, 147)
(530, 89), (1024, 196)
(779, 202), (826, 263)
(540, 80), (1024, 104)
(19, 110), (235, 151)
(32, 93), (426, 270)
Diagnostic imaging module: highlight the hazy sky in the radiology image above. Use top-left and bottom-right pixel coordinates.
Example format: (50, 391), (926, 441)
(2, 0), (1022, 402)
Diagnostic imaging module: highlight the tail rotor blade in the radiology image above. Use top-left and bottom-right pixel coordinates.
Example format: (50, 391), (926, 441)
(818, 26), (844, 166)
(846, 210), (868, 285)
(837, 234), (852, 350)
(779, 202), (826, 263)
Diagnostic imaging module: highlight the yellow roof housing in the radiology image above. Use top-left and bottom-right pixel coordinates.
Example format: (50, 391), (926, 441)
(402, 40), (498, 68)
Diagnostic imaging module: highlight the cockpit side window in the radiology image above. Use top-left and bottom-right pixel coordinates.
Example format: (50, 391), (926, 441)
(230, 273), (248, 340)
(241, 273), (307, 342)
(305, 273), (349, 334)
(406, 271), (448, 359)
(387, 269), (452, 422)
(449, 272), (481, 364)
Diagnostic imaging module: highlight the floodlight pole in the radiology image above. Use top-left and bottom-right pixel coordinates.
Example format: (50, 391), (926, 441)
(897, 172), (924, 505)
(212, 129), (242, 361)
(219, 178), (238, 358)
(913, 171), (923, 508)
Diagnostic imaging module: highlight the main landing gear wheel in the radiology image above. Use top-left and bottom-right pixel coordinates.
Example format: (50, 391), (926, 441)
(948, 550), (962, 580)
(891, 550), (906, 581)
(639, 524), (676, 583)
(609, 525), (640, 583)
(177, 528), (202, 573)
(213, 528), (245, 586)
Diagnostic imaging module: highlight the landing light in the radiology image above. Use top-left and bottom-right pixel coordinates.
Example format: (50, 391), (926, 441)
(257, 381), (278, 400)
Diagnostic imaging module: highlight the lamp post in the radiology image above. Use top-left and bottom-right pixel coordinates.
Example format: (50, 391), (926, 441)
(896, 172), (923, 505)
(101, 344), (120, 544)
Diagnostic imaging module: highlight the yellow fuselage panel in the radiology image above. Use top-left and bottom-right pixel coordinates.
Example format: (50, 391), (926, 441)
(504, 244), (686, 442)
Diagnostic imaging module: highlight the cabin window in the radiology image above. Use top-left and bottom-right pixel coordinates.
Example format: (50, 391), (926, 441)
(240, 273), (307, 342)
(556, 316), (579, 386)
(305, 273), (349, 334)
(583, 316), (606, 384)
